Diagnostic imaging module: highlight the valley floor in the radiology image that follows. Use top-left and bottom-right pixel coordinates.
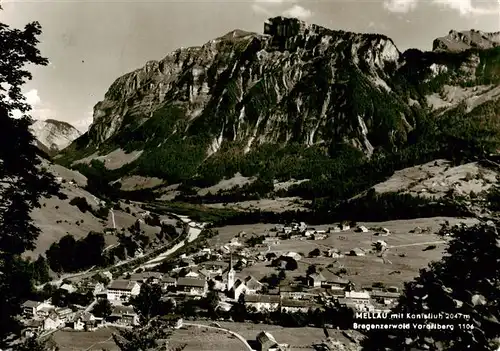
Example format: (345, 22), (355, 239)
(213, 216), (478, 289)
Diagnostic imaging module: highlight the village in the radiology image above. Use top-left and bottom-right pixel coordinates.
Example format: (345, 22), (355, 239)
(20, 218), (455, 351)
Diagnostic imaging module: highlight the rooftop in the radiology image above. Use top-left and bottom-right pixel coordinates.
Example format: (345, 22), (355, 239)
(281, 299), (321, 308)
(244, 276), (263, 290)
(245, 295), (281, 304)
(108, 280), (138, 291)
(22, 300), (41, 308)
(129, 272), (163, 282)
(177, 277), (206, 288)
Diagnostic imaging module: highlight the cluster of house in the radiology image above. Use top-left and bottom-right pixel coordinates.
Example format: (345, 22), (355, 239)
(274, 222), (353, 239)
(20, 301), (101, 337)
(19, 221), (401, 339)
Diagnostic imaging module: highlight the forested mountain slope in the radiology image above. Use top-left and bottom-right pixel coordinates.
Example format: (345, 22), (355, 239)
(57, 17), (500, 207)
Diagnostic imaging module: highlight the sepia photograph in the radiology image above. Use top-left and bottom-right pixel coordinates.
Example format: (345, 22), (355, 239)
(0, 0), (499, 350)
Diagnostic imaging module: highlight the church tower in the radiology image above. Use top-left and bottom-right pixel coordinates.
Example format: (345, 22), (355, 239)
(227, 251), (235, 291)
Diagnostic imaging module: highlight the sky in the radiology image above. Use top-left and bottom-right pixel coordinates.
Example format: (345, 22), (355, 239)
(1, 0), (499, 132)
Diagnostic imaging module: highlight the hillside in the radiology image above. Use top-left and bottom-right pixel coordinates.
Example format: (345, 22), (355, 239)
(56, 17), (500, 213)
(31, 119), (81, 155)
(26, 159), (163, 259)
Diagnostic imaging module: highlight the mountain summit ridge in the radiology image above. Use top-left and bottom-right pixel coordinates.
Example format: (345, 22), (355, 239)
(59, 17), (500, 189)
(433, 29), (500, 52)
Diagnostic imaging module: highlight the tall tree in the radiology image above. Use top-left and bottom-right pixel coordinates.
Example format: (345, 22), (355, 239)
(0, 14), (59, 347)
(361, 220), (500, 351)
(130, 281), (164, 323)
(113, 318), (185, 351)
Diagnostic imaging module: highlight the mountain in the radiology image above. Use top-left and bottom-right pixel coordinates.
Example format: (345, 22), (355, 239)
(433, 29), (500, 52)
(31, 119), (82, 155)
(57, 17), (500, 206)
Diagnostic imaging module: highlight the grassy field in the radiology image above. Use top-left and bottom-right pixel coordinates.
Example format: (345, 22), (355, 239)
(52, 322), (359, 351)
(52, 327), (119, 351)
(169, 325), (246, 351)
(217, 217), (478, 289)
(176, 321), (361, 351)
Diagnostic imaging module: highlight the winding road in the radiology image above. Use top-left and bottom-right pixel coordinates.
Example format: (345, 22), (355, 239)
(182, 322), (255, 351)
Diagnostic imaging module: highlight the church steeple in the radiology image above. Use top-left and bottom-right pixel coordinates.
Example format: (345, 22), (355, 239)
(227, 249), (235, 291)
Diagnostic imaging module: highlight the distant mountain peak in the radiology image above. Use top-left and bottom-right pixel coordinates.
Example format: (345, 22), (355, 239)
(30, 119), (81, 155)
(433, 29), (500, 52)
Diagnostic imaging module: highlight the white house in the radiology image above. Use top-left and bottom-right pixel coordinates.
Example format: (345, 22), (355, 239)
(54, 307), (74, 323)
(59, 284), (76, 294)
(176, 277), (207, 296)
(230, 279), (247, 300)
(345, 291), (371, 306)
(304, 230), (315, 237)
(109, 306), (139, 327)
(281, 299), (321, 313)
(349, 247), (365, 256)
(312, 233), (327, 240)
(357, 226), (369, 233)
(21, 300), (54, 318)
(245, 295), (281, 312)
(256, 331), (289, 351)
(43, 312), (63, 331)
(107, 280), (141, 302)
(307, 273), (326, 287)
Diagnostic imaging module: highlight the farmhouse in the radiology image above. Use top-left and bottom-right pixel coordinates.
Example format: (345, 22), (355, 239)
(244, 276), (264, 294)
(349, 247), (365, 256)
(256, 331), (289, 351)
(307, 273), (326, 287)
(321, 275), (350, 290)
(59, 283), (77, 294)
(284, 251), (301, 260)
(70, 311), (100, 331)
(161, 276), (177, 290)
(176, 277), (208, 296)
(370, 291), (401, 305)
(54, 307), (74, 323)
(107, 280), (141, 302)
(245, 295), (281, 312)
(109, 305), (139, 327)
(281, 299), (322, 313)
(22, 319), (43, 337)
(356, 226), (369, 233)
(345, 291), (371, 306)
(312, 233), (327, 240)
(329, 226), (341, 233)
(80, 281), (106, 296)
(43, 312), (63, 331)
(129, 272), (163, 284)
(21, 300), (50, 318)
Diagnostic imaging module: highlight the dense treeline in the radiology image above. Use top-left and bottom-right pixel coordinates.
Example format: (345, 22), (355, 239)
(46, 232), (107, 273)
(148, 190), (470, 229)
(361, 220), (500, 350)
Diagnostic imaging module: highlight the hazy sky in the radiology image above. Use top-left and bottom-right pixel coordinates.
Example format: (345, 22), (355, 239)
(1, 0), (499, 132)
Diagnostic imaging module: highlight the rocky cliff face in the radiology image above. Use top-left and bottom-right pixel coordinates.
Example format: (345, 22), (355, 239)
(60, 18), (500, 185)
(83, 16), (408, 155)
(31, 119), (81, 155)
(433, 29), (500, 52)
